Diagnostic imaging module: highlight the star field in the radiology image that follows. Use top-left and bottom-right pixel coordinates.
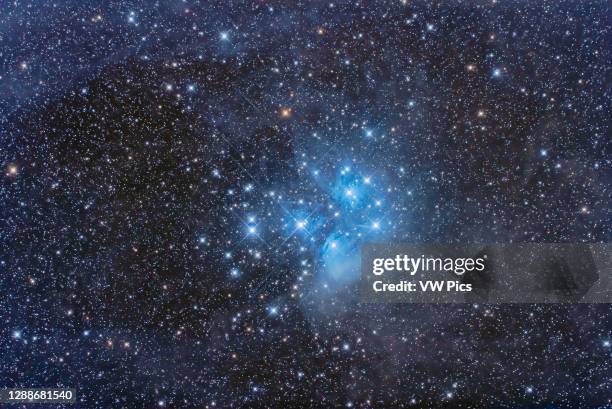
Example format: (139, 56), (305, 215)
(0, 1), (611, 408)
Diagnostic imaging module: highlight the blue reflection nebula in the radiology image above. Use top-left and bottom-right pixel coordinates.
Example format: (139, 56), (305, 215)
(317, 166), (394, 287)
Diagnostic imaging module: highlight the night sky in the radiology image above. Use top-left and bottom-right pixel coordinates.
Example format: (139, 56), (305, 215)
(1, 1), (611, 408)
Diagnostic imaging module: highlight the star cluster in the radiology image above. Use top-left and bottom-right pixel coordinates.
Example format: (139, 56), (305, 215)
(0, 1), (610, 408)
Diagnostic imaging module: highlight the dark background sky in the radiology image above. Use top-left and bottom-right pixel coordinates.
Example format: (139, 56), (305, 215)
(0, 1), (610, 407)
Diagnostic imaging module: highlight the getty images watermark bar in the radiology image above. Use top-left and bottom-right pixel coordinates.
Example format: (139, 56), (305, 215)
(360, 244), (612, 303)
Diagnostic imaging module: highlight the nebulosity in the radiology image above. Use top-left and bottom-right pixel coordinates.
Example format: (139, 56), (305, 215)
(0, 0), (610, 407)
